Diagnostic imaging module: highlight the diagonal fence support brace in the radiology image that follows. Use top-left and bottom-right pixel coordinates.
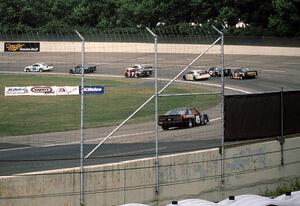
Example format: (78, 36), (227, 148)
(85, 35), (221, 159)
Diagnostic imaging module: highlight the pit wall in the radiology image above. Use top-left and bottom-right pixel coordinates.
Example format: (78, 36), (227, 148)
(1, 41), (300, 56)
(1, 136), (299, 206)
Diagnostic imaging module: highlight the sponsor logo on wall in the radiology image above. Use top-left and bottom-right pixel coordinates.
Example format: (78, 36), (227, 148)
(5, 86), (80, 96)
(80, 86), (105, 95)
(30, 86), (55, 96)
(4, 87), (30, 96)
(56, 86), (80, 95)
(4, 42), (40, 52)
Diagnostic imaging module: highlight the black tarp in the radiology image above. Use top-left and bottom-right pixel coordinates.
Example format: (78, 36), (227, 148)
(283, 91), (300, 135)
(224, 91), (300, 141)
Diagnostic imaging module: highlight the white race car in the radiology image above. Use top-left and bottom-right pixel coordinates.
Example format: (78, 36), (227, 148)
(183, 70), (210, 81)
(124, 64), (154, 78)
(24, 63), (54, 72)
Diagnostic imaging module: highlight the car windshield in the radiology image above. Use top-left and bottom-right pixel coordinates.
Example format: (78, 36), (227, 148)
(165, 108), (186, 115)
(41, 63), (48, 66)
(195, 70), (206, 75)
(75, 65), (89, 69)
(241, 68), (250, 72)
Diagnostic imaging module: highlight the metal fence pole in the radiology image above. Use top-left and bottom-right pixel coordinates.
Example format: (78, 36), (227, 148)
(75, 30), (85, 206)
(146, 27), (160, 193)
(280, 87), (285, 166)
(212, 25), (225, 184)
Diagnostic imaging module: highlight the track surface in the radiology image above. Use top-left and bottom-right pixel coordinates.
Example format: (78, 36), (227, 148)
(0, 53), (299, 175)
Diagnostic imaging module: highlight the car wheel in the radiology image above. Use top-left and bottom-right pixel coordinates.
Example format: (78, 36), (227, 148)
(230, 74), (233, 79)
(136, 73), (141, 78)
(25, 68), (30, 72)
(125, 72), (129, 78)
(209, 71), (213, 76)
(187, 119), (193, 128)
(183, 75), (186, 80)
(39, 69), (43, 72)
(203, 117), (208, 125)
(162, 125), (169, 130)
(193, 76), (196, 81)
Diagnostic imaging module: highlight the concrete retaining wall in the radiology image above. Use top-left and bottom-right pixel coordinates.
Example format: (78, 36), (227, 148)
(1, 41), (300, 56)
(1, 136), (299, 206)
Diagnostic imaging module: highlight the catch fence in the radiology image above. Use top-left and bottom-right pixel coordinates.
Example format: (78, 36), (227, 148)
(0, 27), (223, 175)
(1, 26), (299, 205)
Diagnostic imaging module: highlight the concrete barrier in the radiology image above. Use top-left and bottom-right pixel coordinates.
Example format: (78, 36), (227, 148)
(1, 41), (300, 56)
(1, 136), (299, 206)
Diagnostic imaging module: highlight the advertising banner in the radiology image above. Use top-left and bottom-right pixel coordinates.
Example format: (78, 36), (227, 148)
(29, 86), (56, 96)
(80, 86), (105, 95)
(56, 86), (79, 95)
(4, 42), (40, 52)
(5, 87), (30, 96)
(5, 86), (80, 96)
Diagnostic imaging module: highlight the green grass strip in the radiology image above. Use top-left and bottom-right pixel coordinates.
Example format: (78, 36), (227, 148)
(0, 74), (219, 136)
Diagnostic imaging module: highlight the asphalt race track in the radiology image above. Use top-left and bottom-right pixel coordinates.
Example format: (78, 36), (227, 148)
(0, 52), (300, 176)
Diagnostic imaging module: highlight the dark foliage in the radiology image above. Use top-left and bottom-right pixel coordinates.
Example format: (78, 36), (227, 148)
(0, 0), (299, 36)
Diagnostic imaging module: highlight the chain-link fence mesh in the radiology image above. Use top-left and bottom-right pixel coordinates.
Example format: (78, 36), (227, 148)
(1, 26), (299, 176)
(0, 26), (224, 175)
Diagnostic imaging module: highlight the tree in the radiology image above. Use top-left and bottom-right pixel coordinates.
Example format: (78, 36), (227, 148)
(0, 0), (298, 36)
(268, 0), (300, 36)
(235, 0), (272, 27)
(189, 0), (221, 23)
(217, 6), (238, 27)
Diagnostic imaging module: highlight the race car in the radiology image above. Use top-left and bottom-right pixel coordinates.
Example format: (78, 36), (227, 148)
(69, 65), (96, 74)
(183, 70), (210, 81)
(24, 63), (54, 72)
(158, 107), (209, 130)
(124, 64), (154, 78)
(229, 68), (258, 80)
(207, 66), (231, 77)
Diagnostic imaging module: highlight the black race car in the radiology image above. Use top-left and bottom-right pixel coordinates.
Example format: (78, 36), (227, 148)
(207, 66), (231, 77)
(69, 65), (96, 74)
(229, 68), (258, 80)
(158, 107), (209, 130)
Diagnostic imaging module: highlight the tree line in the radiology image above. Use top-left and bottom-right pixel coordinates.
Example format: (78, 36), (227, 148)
(0, 0), (299, 37)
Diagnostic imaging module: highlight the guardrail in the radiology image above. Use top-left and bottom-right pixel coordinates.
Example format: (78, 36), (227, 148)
(1, 41), (300, 56)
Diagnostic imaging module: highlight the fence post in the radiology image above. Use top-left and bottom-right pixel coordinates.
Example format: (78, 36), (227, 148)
(280, 87), (285, 166)
(146, 27), (160, 193)
(75, 30), (85, 206)
(212, 25), (225, 184)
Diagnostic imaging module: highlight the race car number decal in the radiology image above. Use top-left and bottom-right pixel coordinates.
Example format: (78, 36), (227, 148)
(196, 115), (201, 124)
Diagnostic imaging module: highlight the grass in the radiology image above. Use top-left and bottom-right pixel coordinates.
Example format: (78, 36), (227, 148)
(0, 74), (219, 136)
(260, 178), (300, 197)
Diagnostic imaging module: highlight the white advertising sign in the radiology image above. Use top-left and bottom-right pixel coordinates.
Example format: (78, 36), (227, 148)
(5, 86), (80, 96)
(56, 86), (79, 95)
(28, 86), (56, 96)
(5, 87), (30, 96)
